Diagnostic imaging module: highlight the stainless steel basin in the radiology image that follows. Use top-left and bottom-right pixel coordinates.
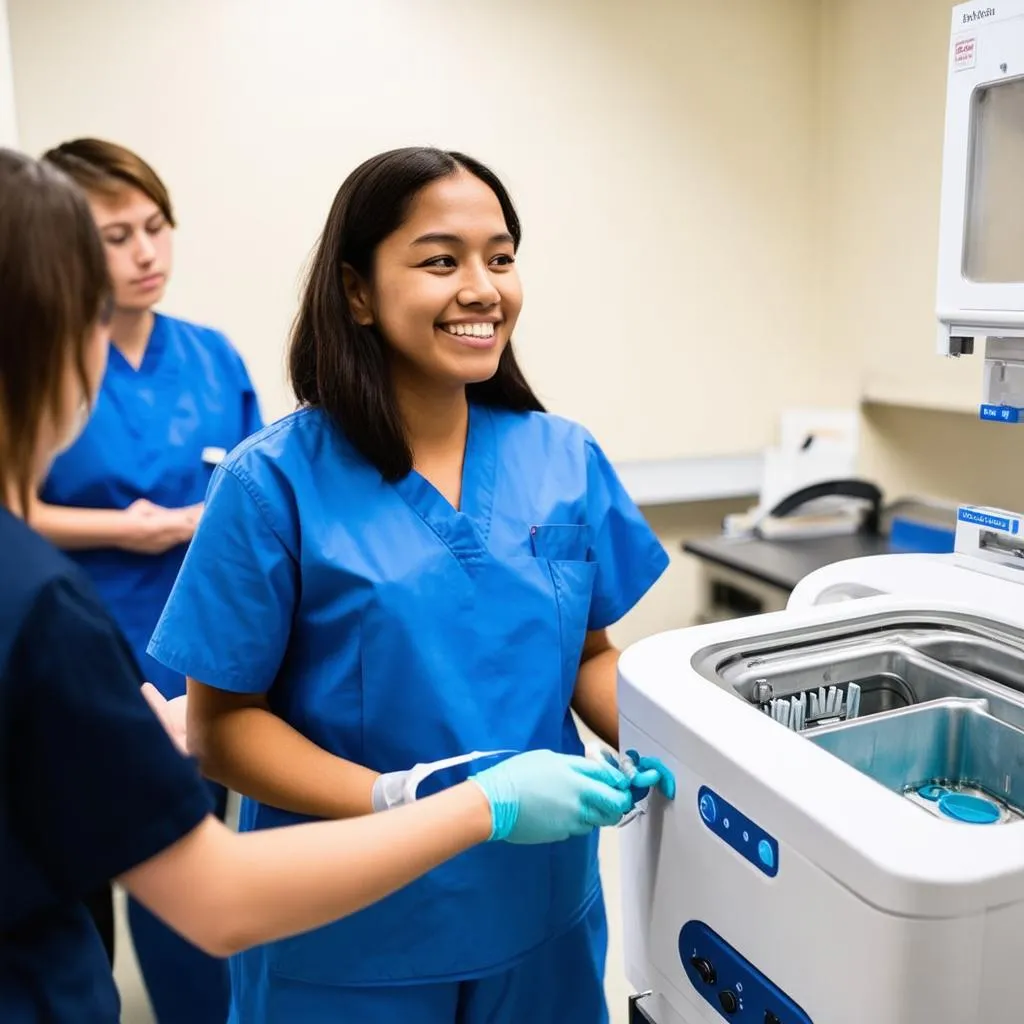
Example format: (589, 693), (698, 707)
(693, 613), (1024, 733)
(691, 611), (1024, 821)
(808, 698), (1024, 823)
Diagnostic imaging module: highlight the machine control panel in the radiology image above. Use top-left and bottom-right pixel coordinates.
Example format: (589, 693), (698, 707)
(697, 786), (779, 877)
(679, 921), (813, 1023)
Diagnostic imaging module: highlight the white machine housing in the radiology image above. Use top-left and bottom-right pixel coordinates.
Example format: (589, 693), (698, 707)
(617, 4), (1024, 1020)
(618, 508), (1024, 1024)
(936, 1), (1024, 418)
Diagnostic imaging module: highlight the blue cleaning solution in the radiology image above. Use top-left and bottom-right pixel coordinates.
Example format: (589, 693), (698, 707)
(906, 781), (1011, 824)
(936, 791), (1001, 824)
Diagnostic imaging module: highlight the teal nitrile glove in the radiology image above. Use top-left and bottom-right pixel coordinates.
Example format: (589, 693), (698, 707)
(625, 749), (677, 802)
(469, 749), (633, 844)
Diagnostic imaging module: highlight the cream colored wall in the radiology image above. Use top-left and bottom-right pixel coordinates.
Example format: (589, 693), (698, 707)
(0, 0), (17, 146)
(860, 402), (1024, 511)
(6, 0), (839, 465)
(818, 0), (978, 415)
(606, 497), (750, 649)
(821, 0), (1021, 506)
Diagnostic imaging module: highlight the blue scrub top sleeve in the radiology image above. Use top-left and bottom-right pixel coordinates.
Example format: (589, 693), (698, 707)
(583, 435), (670, 630)
(147, 465), (297, 694)
(12, 577), (212, 898)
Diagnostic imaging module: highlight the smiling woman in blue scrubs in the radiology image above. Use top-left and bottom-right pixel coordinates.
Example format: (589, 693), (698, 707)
(33, 140), (261, 1024)
(148, 147), (676, 1024)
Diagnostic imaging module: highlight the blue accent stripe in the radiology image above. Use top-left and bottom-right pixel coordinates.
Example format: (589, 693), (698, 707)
(980, 404), (1023, 423)
(697, 786), (778, 878)
(957, 508), (1020, 534)
(888, 518), (955, 554)
(679, 920), (814, 1023)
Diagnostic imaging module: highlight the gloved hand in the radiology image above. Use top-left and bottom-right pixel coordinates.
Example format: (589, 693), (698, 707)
(469, 749), (634, 844)
(624, 749), (676, 801)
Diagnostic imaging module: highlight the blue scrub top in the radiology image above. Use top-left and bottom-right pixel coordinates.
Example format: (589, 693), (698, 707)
(42, 313), (263, 698)
(149, 404), (668, 998)
(0, 509), (211, 1023)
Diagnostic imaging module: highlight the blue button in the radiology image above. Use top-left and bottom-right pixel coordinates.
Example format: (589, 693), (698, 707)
(757, 840), (775, 869)
(699, 793), (717, 824)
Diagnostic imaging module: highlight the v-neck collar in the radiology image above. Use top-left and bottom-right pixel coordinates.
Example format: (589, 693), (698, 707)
(392, 403), (497, 545)
(108, 313), (168, 379)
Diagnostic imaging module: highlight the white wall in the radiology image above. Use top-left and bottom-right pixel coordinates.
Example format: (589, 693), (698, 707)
(7, 0), (842, 463)
(0, 0), (17, 146)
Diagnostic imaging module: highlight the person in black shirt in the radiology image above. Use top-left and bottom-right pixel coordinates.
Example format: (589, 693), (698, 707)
(0, 148), (637, 1023)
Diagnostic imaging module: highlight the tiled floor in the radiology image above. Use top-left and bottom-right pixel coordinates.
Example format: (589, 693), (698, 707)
(113, 828), (633, 1024)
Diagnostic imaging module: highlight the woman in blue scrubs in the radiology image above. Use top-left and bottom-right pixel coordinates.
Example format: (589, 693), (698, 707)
(33, 139), (261, 1023)
(149, 147), (676, 1024)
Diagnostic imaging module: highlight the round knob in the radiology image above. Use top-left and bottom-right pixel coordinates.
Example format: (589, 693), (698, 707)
(719, 990), (739, 1015)
(699, 793), (717, 824)
(689, 956), (716, 985)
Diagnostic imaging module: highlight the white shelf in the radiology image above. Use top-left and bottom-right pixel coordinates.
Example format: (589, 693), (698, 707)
(615, 453), (764, 507)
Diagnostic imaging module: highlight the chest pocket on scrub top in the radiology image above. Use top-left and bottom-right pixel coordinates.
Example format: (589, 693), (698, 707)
(530, 524), (597, 695)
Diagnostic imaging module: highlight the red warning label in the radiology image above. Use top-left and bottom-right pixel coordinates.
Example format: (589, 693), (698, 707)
(954, 37), (977, 71)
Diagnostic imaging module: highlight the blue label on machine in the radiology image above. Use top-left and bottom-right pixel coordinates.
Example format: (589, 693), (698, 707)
(980, 404), (1023, 423)
(679, 920), (814, 1023)
(957, 507), (1020, 534)
(698, 786), (778, 878)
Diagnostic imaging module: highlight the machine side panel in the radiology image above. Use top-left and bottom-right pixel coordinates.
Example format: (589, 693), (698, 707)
(619, 718), (1000, 1024)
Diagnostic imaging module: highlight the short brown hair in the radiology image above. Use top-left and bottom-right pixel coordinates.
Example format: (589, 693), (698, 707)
(42, 138), (176, 226)
(0, 149), (111, 516)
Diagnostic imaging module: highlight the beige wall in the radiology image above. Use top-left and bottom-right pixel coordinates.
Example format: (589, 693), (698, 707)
(818, 0), (978, 414)
(861, 402), (1024, 511)
(0, 0), (16, 146)
(607, 497), (750, 649)
(819, 0), (1023, 509)
(7, 0), (842, 465)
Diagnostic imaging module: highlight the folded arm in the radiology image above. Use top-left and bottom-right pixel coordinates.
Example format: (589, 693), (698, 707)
(30, 497), (200, 554)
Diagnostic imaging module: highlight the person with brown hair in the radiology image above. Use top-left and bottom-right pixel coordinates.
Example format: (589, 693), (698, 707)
(0, 142), (636, 1024)
(37, 138), (261, 701)
(34, 138), (262, 1020)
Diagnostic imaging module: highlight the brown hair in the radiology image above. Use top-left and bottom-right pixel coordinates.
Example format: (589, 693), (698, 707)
(0, 149), (111, 516)
(41, 138), (176, 226)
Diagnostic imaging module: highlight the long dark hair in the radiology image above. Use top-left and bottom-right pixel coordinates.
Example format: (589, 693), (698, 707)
(0, 149), (110, 516)
(288, 147), (545, 481)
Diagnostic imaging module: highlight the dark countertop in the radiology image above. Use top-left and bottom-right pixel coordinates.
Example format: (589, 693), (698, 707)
(683, 531), (893, 592)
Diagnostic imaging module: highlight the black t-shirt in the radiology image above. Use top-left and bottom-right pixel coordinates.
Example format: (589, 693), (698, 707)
(0, 508), (212, 1022)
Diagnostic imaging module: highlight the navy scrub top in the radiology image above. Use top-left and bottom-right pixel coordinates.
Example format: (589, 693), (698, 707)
(0, 507), (212, 1022)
